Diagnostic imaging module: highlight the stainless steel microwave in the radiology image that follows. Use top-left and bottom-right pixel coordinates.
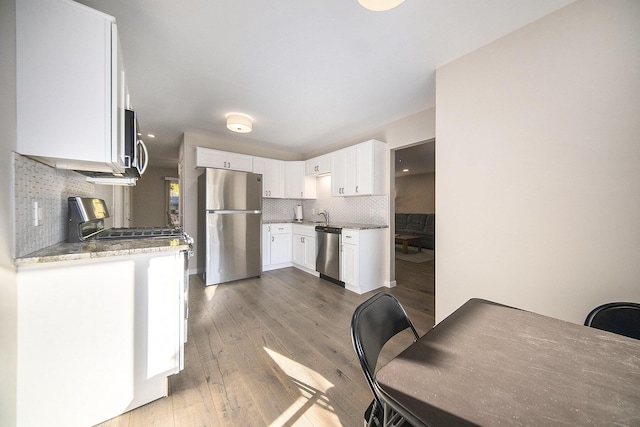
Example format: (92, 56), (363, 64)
(123, 109), (149, 177)
(77, 109), (149, 180)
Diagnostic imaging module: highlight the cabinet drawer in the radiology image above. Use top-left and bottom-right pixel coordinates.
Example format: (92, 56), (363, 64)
(270, 223), (292, 234)
(342, 229), (359, 245)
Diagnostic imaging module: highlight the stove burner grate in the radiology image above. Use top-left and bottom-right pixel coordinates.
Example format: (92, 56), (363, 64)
(97, 227), (184, 240)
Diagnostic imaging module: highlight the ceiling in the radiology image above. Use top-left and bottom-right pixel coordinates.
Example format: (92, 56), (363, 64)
(74, 0), (574, 168)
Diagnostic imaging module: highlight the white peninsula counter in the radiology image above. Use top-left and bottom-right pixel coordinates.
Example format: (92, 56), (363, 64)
(15, 237), (191, 427)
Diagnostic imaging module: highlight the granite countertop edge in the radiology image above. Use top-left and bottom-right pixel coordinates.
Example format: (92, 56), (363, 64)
(15, 237), (191, 266)
(263, 220), (388, 230)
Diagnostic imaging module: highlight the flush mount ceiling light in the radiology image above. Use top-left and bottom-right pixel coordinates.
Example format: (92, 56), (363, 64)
(358, 0), (405, 11)
(226, 113), (253, 133)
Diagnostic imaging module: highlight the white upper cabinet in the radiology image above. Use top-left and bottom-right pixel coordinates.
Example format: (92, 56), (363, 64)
(16, 0), (126, 174)
(331, 140), (387, 197)
(305, 154), (331, 176)
(196, 147), (253, 172)
(285, 161), (316, 199)
(253, 156), (284, 198)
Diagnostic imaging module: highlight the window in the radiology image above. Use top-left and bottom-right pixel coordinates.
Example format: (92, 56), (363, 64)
(166, 178), (179, 226)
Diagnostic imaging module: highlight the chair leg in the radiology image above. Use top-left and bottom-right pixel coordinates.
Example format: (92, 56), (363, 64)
(365, 399), (381, 427)
(382, 401), (407, 427)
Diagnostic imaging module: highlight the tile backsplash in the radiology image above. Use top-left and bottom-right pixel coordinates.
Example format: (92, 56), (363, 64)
(14, 153), (94, 257)
(263, 175), (389, 226)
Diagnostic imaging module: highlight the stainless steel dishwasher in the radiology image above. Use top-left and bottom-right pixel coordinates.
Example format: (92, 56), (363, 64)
(315, 225), (344, 286)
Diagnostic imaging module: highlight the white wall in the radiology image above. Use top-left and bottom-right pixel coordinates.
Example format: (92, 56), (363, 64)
(0, 0), (18, 424)
(435, 0), (640, 324)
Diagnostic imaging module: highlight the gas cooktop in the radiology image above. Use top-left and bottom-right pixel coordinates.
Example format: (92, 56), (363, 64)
(97, 227), (185, 240)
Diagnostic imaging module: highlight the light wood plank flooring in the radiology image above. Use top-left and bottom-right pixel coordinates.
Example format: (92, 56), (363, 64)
(98, 257), (434, 427)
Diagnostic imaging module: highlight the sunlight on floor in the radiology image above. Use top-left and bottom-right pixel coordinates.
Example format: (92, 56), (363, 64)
(264, 347), (342, 426)
(203, 283), (218, 302)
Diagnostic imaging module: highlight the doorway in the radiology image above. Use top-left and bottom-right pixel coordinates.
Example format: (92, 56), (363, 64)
(391, 139), (436, 325)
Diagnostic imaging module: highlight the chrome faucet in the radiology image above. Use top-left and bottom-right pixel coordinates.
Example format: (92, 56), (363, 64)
(318, 210), (329, 225)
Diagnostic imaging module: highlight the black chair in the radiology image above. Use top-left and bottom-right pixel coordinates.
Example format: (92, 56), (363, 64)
(584, 302), (640, 340)
(351, 293), (419, 427)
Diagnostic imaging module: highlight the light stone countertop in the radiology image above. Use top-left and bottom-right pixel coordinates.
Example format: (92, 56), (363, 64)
(15, 237), (192, 266)
(263, 220), (387, 230)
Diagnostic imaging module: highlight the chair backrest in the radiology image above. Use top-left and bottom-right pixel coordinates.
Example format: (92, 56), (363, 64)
(351, 293), (419, 406)
(584, 302), (640, 340)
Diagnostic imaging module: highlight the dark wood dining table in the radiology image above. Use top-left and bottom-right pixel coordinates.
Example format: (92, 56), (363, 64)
(376, 298), (640, 426)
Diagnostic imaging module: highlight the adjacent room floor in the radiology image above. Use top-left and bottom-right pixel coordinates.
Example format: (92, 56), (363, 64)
(98, 257), (434, 427)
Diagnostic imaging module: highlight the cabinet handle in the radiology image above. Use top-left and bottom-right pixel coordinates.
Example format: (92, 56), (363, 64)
(272, 236), (274, 242)
(356, 185), (359, 193)
(300, 192), (303, 197)
(228, 162), (231, 169)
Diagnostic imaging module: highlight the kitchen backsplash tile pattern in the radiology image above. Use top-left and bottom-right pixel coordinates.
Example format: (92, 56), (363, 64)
(14, 153), (94, 257)
(263, 176), (389, 226)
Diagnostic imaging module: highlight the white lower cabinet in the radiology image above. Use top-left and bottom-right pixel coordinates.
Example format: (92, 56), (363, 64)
(262, 223), (293, 271)
(340, 228), (386, 294)
(292, 224), (318, 275)
(16, 250), (187, 427)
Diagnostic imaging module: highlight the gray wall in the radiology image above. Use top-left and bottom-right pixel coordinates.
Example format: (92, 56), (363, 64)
(395, 172), (435, 214)
(435, 0), (640, 324)
(130, 166), (178, 227)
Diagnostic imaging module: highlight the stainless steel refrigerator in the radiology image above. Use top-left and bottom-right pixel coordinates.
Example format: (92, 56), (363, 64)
(198, 168), (262, 285)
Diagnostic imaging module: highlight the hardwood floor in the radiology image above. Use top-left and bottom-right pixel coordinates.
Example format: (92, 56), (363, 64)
(98, 257), (434, 427)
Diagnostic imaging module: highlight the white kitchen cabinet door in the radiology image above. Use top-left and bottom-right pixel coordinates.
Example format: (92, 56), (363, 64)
(226, 151), (254, 172)
(262, 224), (271, 269)
(341, 239), (359, 286)
(293, 234), (317, 271)
(271, 233), (292, 264)
(303, 235), (317, 271)
(16, 251), (185, 427)
(197, 147), (227, 169)
(292, 224), (317, 274)
(305, 154), (331, 176)
(16, 0), (126, 174)
(331, 140), (386, 196)
(285, 161), (316, 199)
(295, 235), (316, 268)
(263, 223), (293, 270)
(293, 234), (306, 266)
(254, 157), (285, 198)
(340, 228), (385, 294)
(355, 139), (387, 196)
(332, 145), (358, 196)
(196, 147), (253, 172)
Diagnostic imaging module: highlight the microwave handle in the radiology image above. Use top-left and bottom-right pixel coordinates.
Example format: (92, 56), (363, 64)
(137, 139), (149, 175)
